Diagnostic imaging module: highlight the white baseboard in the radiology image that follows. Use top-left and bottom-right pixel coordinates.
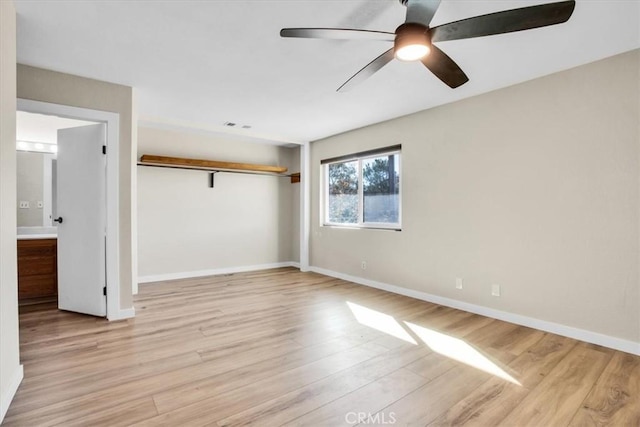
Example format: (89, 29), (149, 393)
(0, 364), (24, 423)
(138, 262), (300, 284)
(309, 266), (640, 356)
(108, 307), (136, 321)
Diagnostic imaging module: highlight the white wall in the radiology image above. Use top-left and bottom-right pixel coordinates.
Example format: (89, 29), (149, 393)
(137, 127), (300, 280)
(0, 0), (23, 422)
(310, 50), (640, 348)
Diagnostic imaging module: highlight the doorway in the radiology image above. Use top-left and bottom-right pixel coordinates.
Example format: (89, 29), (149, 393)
(17, 99), (121, 320)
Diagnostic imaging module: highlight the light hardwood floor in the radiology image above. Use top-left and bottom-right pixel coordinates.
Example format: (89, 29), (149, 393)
(4, 268), (640, 426)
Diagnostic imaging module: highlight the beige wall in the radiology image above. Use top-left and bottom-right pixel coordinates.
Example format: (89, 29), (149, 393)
(17, 65), (135, 309)
(137, 127), (299, 278)
(16, 151), (44, 227)
(0, 0), (22, 421)
(310, 50), (640, 344)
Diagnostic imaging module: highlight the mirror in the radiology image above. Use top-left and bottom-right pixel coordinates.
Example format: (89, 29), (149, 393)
(17, 151), (56, 227)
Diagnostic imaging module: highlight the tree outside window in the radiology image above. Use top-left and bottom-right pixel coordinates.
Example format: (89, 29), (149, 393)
(327, 161), (358, 224)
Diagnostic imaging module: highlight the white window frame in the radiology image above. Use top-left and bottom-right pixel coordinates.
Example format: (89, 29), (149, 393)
(323, 148), (402, 230)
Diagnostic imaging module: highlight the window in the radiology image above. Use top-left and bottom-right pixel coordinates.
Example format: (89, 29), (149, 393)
(323, 146), (401, 230)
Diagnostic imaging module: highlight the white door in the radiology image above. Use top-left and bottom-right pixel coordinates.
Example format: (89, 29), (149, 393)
(56, 124), (107, 317)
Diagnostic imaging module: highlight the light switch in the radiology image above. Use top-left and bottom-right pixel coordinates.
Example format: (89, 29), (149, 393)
(491, 284), (501, 297)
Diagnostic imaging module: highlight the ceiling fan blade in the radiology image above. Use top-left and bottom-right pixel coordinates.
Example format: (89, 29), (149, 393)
(337, 48), (395, 92)
(405, 0), (442, 27)
(420, 45), (469, 88)
(280, 28), (395, 41)
(430, 0), (576, 43)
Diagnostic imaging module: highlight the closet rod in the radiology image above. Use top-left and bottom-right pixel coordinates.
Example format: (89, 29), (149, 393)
(137, 162), (294, 178)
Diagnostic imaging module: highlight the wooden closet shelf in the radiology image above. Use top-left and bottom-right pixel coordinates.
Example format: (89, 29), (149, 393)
(139, 154), (288, 174)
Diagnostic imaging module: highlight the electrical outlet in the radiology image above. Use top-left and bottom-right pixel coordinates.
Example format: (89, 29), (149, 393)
(37, 201), (43, 208)
(491, 284), (501, 297)
(19, 201), (29, 209)
(455, 278), (463, 290)
(361, 261), (367, 270)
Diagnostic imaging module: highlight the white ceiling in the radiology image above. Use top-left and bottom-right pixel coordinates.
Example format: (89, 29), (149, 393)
(14, 1), (640, 145)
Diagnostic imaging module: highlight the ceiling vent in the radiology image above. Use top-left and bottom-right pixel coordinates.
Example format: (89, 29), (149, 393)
(224, 121), (252, 130)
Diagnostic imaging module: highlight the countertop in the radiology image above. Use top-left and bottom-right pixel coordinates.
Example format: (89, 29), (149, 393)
(17, 234), (57, 240)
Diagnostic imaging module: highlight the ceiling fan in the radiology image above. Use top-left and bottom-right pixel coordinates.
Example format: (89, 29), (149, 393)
(280, 0), (576, 91)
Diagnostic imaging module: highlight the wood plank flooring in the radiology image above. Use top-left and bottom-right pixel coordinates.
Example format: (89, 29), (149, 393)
(4, 267), (640, 426)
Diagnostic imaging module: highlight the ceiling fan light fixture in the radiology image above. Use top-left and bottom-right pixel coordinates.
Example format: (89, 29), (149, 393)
(394, 23), (430, 62)
(395, 43), (430, 61)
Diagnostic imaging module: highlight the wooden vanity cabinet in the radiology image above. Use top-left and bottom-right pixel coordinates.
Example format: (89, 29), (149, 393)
(17, 238), (58, 301)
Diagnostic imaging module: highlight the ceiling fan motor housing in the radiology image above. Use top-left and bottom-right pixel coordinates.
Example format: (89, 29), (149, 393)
(394, 23), (431, 58)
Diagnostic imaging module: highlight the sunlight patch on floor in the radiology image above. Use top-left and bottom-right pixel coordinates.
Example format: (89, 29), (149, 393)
(405, 321), (521, 385)
(346, 302), (417, 345)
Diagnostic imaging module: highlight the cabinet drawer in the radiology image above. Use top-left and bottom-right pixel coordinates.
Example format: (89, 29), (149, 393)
(18, 256), (56, 276)
(18, 244), (56, 257)
(18, 275), (57, 299)
(17, 239), (57, 255)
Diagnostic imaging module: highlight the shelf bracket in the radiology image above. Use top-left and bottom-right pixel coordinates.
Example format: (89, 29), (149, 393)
(209, 172), (218, 188)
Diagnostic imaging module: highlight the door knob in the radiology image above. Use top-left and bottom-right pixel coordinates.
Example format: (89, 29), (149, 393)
(53, 217), (63, 224)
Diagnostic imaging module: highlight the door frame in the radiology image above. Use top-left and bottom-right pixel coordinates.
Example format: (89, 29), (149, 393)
(18, 99), (121, 320)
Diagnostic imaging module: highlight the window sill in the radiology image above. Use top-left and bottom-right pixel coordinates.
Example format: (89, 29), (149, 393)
(322, 223), (401, 232)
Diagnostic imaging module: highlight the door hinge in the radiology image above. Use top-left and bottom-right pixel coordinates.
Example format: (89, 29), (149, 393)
(102, 145), (107, 155)
(103, 286), (107, 296)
